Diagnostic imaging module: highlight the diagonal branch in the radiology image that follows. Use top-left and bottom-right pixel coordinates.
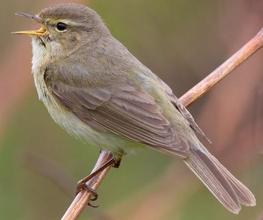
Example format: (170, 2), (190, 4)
(61, 151), (112, 220)
(61, 27), (263, 220)
(180, 27), (263, 106)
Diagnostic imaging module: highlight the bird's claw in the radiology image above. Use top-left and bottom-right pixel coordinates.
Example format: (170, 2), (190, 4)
(76, 182), (99, 208)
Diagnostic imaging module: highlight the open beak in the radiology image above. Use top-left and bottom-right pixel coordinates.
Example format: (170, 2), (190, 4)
(12, 26), (47, 36)
(12, 12), (47, 37)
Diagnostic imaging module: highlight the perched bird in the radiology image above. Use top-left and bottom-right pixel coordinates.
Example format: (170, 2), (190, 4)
(14, 3), (255, 213)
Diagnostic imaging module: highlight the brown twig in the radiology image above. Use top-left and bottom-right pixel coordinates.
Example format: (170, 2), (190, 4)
(180, 27), (263, 106)
(62, 151), (112, 220)
(61, 27), (263, 220)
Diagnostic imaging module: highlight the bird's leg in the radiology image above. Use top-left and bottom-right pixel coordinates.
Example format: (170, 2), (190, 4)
(76, 153), (122, 207)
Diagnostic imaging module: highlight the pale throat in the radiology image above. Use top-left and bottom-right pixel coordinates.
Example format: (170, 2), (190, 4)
(31, 36), (65, 74)
(31, 36), (65, 104)
(31, 38), (48, 73)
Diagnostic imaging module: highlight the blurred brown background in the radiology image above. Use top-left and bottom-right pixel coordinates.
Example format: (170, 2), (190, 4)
(0, 0), (262, 219)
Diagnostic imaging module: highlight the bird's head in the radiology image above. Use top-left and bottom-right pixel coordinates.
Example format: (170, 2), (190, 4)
(14, 3), (109, 58)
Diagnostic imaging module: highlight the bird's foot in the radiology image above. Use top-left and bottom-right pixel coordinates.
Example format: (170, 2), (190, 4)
(76, 182), (98, 207)
(75, 152), (122, 207)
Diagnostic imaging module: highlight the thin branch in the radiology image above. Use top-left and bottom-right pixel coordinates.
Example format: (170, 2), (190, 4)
(62, 151), (112, 220)
(180, 27), (263, 106)
(61, 27), (263, 220)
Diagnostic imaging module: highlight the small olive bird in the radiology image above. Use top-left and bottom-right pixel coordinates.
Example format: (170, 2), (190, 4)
(14, 3), (255, 213)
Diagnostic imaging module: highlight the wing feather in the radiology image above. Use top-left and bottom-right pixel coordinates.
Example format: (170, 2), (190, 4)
(44, 66), (189, 155)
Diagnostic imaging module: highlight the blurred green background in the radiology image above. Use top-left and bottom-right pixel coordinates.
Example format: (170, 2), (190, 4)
(0, 0), (262, 219)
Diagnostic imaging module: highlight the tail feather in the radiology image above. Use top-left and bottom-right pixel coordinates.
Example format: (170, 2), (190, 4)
(184, 146), (256, 214)
(210, 154), (256, 207)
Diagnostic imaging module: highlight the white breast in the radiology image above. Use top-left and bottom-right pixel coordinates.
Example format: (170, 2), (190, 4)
(31, 38), (104, 147)
(31, 38), (49, 102)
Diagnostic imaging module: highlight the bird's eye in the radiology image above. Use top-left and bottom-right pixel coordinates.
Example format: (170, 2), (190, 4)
(56, 22), (67, 32)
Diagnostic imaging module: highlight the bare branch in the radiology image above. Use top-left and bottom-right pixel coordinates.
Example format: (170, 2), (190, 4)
(62, 151), (112, 220)
(180, 27), (263, 106)
(61, 27), (263, 220)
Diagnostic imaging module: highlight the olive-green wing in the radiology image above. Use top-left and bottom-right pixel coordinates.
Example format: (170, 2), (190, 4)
(44, 68), (188, 156)
(156, 76), (210, 143)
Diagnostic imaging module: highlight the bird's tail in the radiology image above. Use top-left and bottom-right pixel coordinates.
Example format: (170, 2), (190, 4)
(183, 141), (256, 214)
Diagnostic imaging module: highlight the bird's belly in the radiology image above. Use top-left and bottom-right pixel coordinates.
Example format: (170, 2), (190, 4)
(46, 99), (143, 154)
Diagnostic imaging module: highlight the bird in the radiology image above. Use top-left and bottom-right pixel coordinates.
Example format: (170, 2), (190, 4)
(14, 3), (256, 214)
